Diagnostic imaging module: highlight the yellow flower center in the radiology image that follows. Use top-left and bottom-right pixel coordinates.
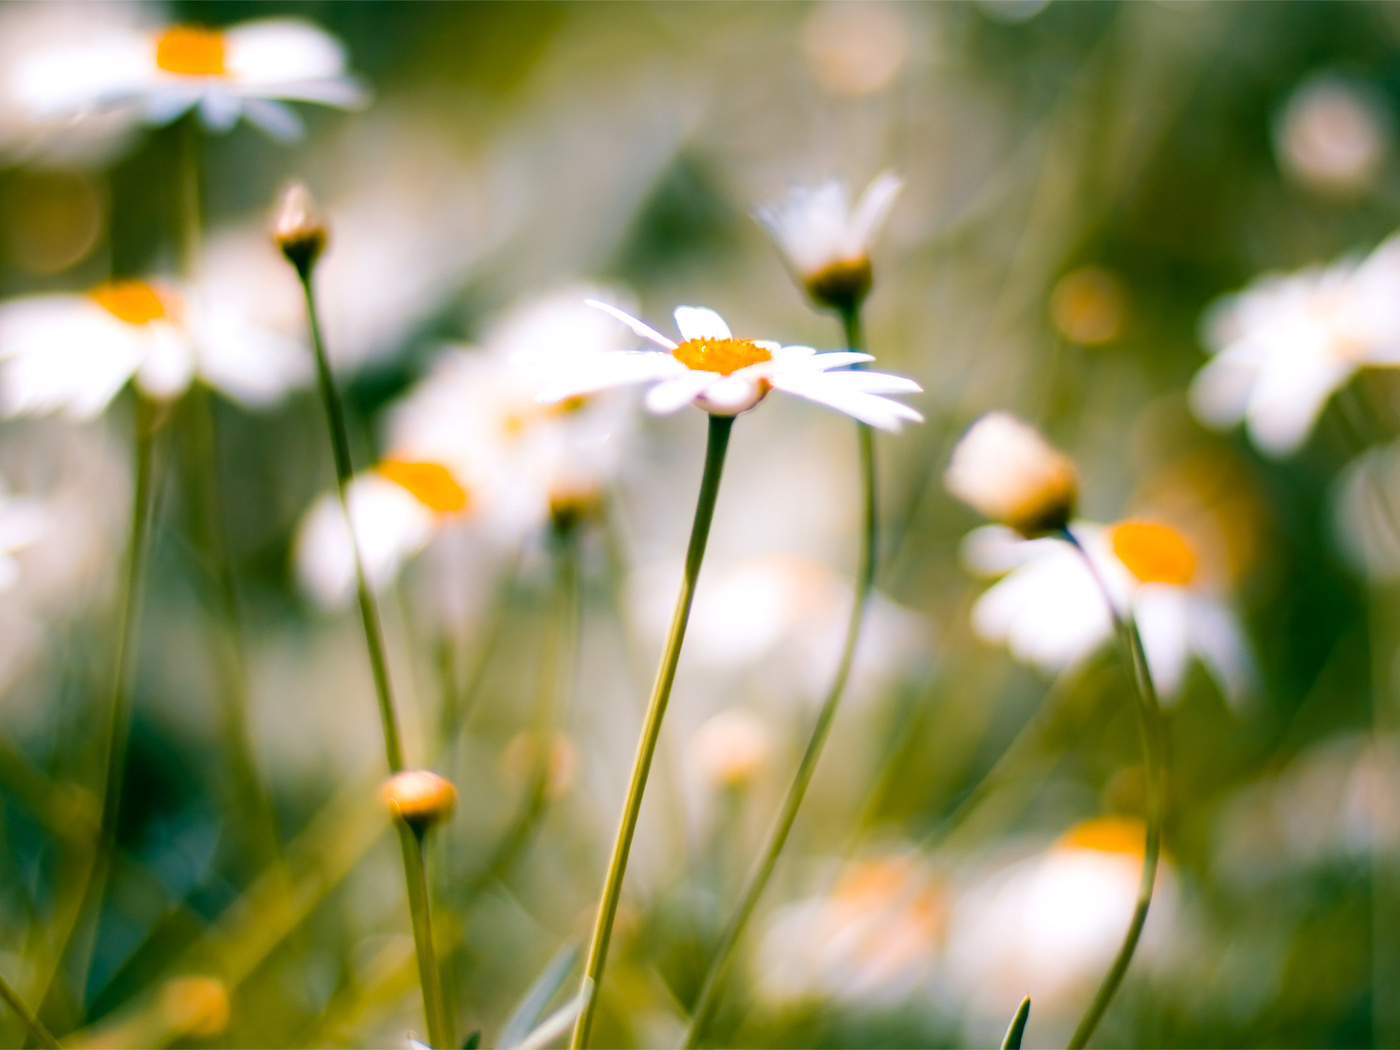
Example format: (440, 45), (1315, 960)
(155, 26), (227, 76)
(672, 337), (772, 376)
(90, 280), (168, 325)
(377, 461), (468, 514)
(1112, 520), (1197, 586)
(1057, 816), (1145, 857)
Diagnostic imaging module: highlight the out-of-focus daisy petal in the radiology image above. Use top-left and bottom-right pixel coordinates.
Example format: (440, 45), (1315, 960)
(1134, 584), (1192, 701)
(1245, 354), (1354, 456)
(674, 306), (732, 342)
(223, 19), (349, 85)
(846, 171), (903, 257)
(238, 97), (304, 141)
(538, 350), (682, 403)
(1186, 594), (1256, 708)
(133, 324), (196, 399)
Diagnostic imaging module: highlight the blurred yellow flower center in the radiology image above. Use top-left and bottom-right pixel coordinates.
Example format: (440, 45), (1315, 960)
(1112, 520), (1197, 585)
(672, 337), (771, 375)
(156, 26), (227, 76)
(91, 280), (167, 325)
(1058, 815), (1145, 856)
(377, 461), (468, 514)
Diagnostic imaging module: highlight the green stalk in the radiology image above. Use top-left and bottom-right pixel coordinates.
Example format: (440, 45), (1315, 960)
(681, 305), (877, 1048)
(0, 968), (60, 1049)
(297, 270), (404, 773)
(571, 414), (735, 1049)
(296, 268), (450, 1044)
(1062, 529), (1166, 1050)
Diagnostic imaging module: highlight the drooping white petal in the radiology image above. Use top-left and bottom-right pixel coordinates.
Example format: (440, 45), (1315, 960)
(586, 299), (677, 349)
(645, 370), (717, 414)
(769, 370), (923, 431)
(786, 350), (875, 372)
(1134, 584), (1193, 700)
(1245, 353), (1355, 456)
(193, 303), (310, 406)
(674, 306), (731, 342)
(693, 373), (766, 415)
(197, 88), (243, 133)
(238, 96), (304, 141)
(1185, 594), (1256, 708)
(0, 297), (145, 419)
(133, 324), (197, 399)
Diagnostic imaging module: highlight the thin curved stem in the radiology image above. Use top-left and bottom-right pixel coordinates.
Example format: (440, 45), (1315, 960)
(0, 968), (60, 1049)
(681, 306), (877, 1047)
(1062, 529), (1166, 1050)
(298, 269), (452, 1044)
(571, 414), (734, 1049)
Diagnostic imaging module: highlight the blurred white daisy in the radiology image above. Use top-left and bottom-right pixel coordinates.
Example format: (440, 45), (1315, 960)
(756, 172), (903, 308)
(962, 520), (1254, 704)
(295, 461), (469, 609)
(0, 484), (49, 592)
(1190, 233), (1400, 457)
(945, 817), (1175, 1030)
(539, 302), (922, 431)
(1334, 440), (1400, 581)
(945, 412), (1078, 536)
(0, 277), (308, 418)
(14, 18), (367, 142)
(758, 853), (947, 1006)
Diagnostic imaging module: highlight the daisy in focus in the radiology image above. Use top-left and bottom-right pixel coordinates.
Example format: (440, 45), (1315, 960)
(756, 172), (904, 311)
(538, 302), (922, 431)
(962, 519), (1254, 704)
(1189, 232), (1400, 457)
(0, 277), (308, 419)
(14, 18), (367, 142)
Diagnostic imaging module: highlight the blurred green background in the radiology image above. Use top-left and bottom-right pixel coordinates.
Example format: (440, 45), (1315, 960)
(3, 2), (1400, 1047)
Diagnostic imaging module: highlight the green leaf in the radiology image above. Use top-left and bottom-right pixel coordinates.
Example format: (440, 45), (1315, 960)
(1001, 996), (1031, 1050)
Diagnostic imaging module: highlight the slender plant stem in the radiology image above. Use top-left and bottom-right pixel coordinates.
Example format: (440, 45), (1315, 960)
(571, 414), (735, 1049)
(681, 305), (878, 1047)
(0, 968), (60, 1049)
(1062, 528), (1166, 1050)
(297, 268), (452, 1043)
(401, 826), (453, 1050)
(297, 271), (404, 773)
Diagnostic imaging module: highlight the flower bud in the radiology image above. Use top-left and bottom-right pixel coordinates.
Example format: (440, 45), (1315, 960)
(381, 769), (457, 833)
(945, 412), (1077, 537)
(805, 257), (874, 314)
(273, 181), (327, 277)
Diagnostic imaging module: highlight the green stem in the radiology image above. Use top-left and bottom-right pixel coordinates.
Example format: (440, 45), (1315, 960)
(401, 826), (453, 1049)
(1062, 529), (1166, 1050)
(0, 969), (60, 1049)
(681, 305), (877, 1048)
(571, 414), (735, 1049)
(178, 115), (202, 276)
(297, 268), (450, 1041)
(297, 270), (404, 773)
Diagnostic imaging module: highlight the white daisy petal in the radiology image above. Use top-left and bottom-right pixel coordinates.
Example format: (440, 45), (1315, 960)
(770, 371), (923, 431)
(238, 97), (304, 141)
(586, 299), (677, 349)
(846, 172), (904, 258)
(538, 350), (682, 403)
(645, 370), (717, 414)
(674, 306), (732, 342)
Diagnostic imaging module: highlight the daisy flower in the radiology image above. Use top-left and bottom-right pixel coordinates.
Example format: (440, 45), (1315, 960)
(295, 461), (469, 609)
(945, 817), (1176, 1029)
(538, 302), (922, 431)
(1189, 232), (1400, 457)
(756, 172), (903, 310)
(0, 277), (308, 419)
(14, 18), (367, 142)
(962, 519), (1254, 704)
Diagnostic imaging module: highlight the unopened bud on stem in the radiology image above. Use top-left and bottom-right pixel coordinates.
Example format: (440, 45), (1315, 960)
(273, 181), (327, 278)
(382, 769), (457, 833)
(945, 412), (1078, 537)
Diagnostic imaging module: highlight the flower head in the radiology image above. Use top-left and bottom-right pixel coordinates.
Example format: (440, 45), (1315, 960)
(273, 181), (328, 277)
(381, 769), (457, 832)
(1190, 233), (1400, 457)
(0, 276), (307, 418)
(14, 18), (367, 141)
(539, 301), (922, 431)
(945, 413), (1078, 536)
(756, 172), (903, 310)
(962, 519), (1255, 704)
